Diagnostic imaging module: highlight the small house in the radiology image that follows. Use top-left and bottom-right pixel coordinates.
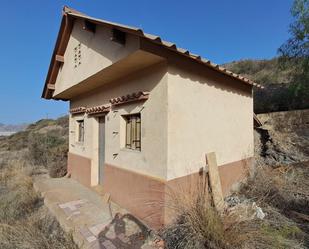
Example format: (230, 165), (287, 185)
(42, 6), (261, 229)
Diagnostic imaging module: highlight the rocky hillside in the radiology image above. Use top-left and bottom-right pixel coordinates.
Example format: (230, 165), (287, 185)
(0, 116), (69, 177)
(255, 109), (309, 166)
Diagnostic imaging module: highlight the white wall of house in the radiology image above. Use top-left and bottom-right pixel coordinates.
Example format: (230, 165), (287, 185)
(166, 63), (254, 180)
(55, 19), (254, 186)
(67, 59), (254, 185)
(54, 19), (140, 96)
(69, 63), (168, 185)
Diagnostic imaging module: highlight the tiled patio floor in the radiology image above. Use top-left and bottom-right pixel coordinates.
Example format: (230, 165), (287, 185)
(33, 176), (158, 249)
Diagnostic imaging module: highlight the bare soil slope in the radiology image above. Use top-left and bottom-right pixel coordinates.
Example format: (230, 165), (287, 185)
(255, 109), (309, 166)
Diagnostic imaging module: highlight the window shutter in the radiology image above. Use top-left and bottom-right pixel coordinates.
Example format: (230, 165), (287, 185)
(131, 116), (136, 150)
(81, 122), (84, 142)
(124, 114), (141, 151)
(135, 116), (141, 150)
(126, 118), (131, 148)
(79, 123), (81, 142)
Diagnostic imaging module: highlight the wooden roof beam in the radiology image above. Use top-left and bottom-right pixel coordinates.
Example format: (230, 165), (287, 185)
(55, 55), (64, 63)
(47, 83), (55, 90)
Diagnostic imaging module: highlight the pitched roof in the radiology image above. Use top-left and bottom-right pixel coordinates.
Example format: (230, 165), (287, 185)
(42, 6), (263, 99)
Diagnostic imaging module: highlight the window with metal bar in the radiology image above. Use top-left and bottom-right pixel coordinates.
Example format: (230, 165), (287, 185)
(124, 114), (141, 151)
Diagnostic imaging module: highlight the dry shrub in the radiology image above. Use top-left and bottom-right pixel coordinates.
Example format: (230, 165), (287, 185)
(161, 173), (241, 249)
(240, 163), (309, 214)
(232, 206), (305, 249)
(236, 163), (309, 248)
(47, 143), (68, 178)
(0, 117), (76, 249)
(2, 115), (71, 178)
(27, 131), (68, 178)
(0, 156), (78, 249)
(0, 160), (41, 223)
(161, 165), (308, 249)
(0, 212), (77, 249)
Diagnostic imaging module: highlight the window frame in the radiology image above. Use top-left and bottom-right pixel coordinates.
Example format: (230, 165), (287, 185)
(123, 113), (141, 151)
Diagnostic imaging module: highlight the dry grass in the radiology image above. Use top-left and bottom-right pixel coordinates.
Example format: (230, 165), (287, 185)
(236, 163), (309, 248)
(161, 173), (241, 249)
(0, 213), (77, 249)
(240, 163), (309, 214)
(231, 205), (306, 249)
(0, 154), (78, 249)
(0, 116), (76, 249)
(27, 128), (68, 178)
(161, 164), (309, 249)
(0, 116), (69, 178)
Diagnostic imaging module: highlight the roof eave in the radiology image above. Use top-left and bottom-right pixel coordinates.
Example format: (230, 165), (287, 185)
(42, 7), (75, 100)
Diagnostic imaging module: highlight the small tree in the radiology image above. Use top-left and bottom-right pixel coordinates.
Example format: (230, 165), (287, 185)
(278, 0), (309, 109)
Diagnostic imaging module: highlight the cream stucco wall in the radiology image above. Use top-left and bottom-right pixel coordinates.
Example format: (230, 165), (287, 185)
(68, 59), (253, 185)
(69, 63), (168, 185)
(166, 62), (254, 180)
(54, 19), (139, 96)
(58, 20), (254, 186)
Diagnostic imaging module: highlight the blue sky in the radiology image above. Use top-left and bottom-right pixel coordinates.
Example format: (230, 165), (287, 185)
(0, 0), (293, 124)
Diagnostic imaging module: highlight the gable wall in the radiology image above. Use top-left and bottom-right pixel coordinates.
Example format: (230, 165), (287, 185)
(166, 60), (254, 180)
(54, 19), (140, 96)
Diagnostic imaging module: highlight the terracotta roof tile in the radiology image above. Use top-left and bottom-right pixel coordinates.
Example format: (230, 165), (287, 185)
(86, 105), (110, 115)
(70, 107), (86, 114)
(110, 91), (149, 106)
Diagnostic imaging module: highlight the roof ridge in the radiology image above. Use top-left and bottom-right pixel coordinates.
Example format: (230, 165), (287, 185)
(63, 6), (85, 16)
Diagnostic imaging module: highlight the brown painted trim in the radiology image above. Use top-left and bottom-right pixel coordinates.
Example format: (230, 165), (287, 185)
(101, 158), (252, 229)
(166, 158), (252, 197)
(55, 54), (64, 63)
(68, 152), (92, 187)
(218, 157), (252, 196)
(105, 163), (166, 183)
(42, 9), (74, 99)
(110, 91), (149, 106)
(47, 84), (56, 90)
(103, 158), (252, 189)
(102, 163), (166, 229)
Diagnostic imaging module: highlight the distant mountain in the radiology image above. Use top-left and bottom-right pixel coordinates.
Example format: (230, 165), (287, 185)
(0, 123), (28, 133)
